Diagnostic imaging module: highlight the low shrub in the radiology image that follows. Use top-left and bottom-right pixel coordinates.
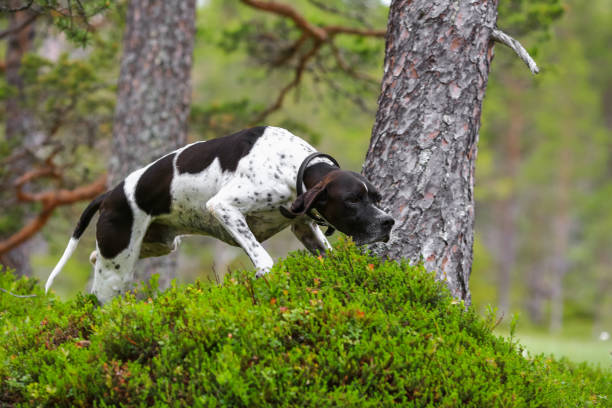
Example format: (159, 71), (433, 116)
(1, 240), (610, 407)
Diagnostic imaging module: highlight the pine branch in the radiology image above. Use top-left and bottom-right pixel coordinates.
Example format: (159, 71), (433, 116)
(240, 0), (385, 122)
(0, 13), (38, 40)
(0, 0), (34, 13)
(250, 41), (323, 124)
(492, 28), (540, 75)
(241, 0), (328, 41)
(0, 164), (107, 256)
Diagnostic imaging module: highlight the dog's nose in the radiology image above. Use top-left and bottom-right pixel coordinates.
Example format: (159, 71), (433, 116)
(382, 216), (395, 230)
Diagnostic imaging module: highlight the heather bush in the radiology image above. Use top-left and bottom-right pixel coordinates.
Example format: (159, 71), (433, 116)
(1, 240), (610, 407)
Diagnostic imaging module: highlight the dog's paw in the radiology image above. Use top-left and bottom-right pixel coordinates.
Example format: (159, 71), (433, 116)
(89, 250), (98, 265)
(255, 266), (271, 278)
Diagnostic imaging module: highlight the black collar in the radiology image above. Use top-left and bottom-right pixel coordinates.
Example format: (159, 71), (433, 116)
(281, 152), (340, 236)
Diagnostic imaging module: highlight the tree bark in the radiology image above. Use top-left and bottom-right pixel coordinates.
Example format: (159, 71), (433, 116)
(110, 0), (196, 290)
(363, 0), (499, 304)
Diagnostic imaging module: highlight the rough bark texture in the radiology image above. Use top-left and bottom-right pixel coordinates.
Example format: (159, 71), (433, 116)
(363, 0), (499, 304)
(110, 0), (196, 289)
(1, 6), (37, 276)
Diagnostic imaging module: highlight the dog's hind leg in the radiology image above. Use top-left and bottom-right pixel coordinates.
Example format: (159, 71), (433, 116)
(91, 204), (151, 305)
(138, 221), (178, 259)
(291, 220), (332, 256)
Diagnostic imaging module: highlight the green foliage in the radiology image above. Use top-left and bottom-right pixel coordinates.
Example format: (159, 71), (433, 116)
(1, 242), (610, 407)
(1, 0), (117, 46)
(190, 0), (385, 145)
(476, 0), (612, 330)
(16, 52), (116, 136)
(0, 5), (121, 238)
(498, 0), (564, 38)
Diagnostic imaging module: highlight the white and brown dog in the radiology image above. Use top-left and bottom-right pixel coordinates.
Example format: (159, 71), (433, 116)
(45, 127), (394, 304)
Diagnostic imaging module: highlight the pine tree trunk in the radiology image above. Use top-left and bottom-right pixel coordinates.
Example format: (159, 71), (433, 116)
(109, 0), (196, 289)
(363, 0), (499, 304)
(526, 259), (546, 325)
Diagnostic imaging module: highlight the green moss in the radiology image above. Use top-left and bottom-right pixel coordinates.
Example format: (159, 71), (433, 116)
(1, 240), (610, 407)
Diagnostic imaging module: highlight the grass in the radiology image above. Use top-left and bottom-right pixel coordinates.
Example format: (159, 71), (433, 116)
(510, 331), (612, 368)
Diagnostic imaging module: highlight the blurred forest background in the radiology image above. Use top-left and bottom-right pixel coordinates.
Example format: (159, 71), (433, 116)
(0, 0), (610, 366)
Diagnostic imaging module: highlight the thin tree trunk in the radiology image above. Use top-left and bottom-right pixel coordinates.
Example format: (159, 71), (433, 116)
(363, 0), (498, 304)
(1, 6), (37, 276)
(592, 253), (611, 338)
(109, 0), (196, 290)
(495, 88), (522, 315)
(526, 258), (547, 325)
(549, 147), (571, 333)
(495, 177), (519, 316)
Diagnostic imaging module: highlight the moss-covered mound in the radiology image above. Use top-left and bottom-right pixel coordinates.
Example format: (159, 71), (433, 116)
(1, 241), (610, 407)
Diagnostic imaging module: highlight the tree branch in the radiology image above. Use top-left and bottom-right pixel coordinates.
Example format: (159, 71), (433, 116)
(241, 0), (385, 123)
(315, 69), (372, 114)
(0, 12), (38, 40)
(14, 167), (62, 203)
(306, 0), (371, 28)
(251, 41), (323, 123)
(241, 0), (328, 41)
(325, 25), (385, 38)
(491, 28), (539, 75)
(0, 170), (107, 257)
(271, 32), (308, 67)
(0, 0), (34, 13)
(329, 42), (379, 84)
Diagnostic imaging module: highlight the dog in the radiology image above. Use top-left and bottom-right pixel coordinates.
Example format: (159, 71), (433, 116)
(45, 126), (394, 304)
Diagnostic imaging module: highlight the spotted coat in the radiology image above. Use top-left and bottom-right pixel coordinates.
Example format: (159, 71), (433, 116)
(46, 127), (333, 304)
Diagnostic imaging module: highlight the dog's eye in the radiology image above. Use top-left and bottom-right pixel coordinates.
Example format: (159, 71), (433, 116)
(345, 193), (361, 205)
(371, 192), (382, 203)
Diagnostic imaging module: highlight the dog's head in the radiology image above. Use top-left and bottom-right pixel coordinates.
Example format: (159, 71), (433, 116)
(290, 170), (394, 245)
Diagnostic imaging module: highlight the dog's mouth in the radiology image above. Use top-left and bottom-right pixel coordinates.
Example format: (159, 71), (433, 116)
(352, 233), (390, 246)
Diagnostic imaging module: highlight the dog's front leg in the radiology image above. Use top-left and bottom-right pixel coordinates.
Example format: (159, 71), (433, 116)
(291, 220), (332, 256)
(206, 197), (274, 277)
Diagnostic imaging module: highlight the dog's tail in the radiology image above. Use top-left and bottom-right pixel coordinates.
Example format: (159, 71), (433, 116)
(45, 191), (109, 293)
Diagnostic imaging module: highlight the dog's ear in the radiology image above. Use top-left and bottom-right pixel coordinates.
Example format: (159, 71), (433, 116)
(289, 181), (327, 215)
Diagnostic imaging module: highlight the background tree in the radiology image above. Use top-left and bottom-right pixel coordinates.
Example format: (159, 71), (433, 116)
(472, 0), (612, 337)
(0, 0), (116, 275)
(474, 0), (566, 318)
(1, 3), (38, 275)
(108, 0), (196, 290)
